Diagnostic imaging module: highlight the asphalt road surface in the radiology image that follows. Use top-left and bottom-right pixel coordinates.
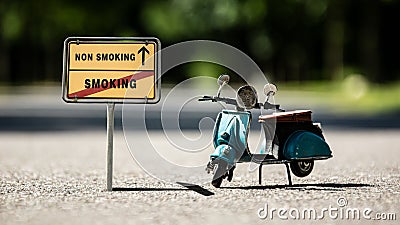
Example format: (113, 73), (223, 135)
(1, 129), (399, 225)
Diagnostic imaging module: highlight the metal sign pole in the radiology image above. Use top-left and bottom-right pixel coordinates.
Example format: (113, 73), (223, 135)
(106, 103), (115, 191)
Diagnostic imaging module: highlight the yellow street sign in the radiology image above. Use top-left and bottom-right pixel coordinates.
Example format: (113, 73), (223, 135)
(62, 37), (160, 103)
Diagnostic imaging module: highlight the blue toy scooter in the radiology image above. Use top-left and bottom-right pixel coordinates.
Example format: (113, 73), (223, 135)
(199, 75), (332, 188)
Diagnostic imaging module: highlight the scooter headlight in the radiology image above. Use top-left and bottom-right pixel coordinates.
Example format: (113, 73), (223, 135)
(236, 85), (258, 109)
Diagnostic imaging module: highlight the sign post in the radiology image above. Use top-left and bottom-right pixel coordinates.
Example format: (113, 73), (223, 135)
(106, 103), (115, 191)
(62, 37), (160, 191)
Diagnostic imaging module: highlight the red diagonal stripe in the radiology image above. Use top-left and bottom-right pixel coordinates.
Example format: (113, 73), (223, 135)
(68, 71), (154, 98)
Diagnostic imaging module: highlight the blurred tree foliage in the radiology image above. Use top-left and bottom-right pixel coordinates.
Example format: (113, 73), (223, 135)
(0, 0), (399, 84)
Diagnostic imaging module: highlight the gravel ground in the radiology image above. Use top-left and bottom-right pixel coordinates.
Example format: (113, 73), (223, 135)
(1, 129), (399, 225)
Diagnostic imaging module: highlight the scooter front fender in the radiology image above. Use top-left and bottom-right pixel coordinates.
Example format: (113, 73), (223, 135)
(210, 144), (236, 166)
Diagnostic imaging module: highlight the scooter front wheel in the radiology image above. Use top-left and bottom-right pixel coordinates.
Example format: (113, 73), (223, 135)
(211, 159), (228, 188)
(290, 160), (314, 177)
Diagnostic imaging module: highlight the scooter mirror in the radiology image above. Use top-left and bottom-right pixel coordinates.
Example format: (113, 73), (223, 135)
(263, 83), (277, 97)
(217, 74), (230, 86)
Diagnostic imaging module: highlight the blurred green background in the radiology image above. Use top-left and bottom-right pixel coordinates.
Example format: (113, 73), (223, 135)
(0, 0), (399, 113)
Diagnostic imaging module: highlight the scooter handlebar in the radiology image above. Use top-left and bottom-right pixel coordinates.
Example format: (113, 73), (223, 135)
(198, 96), (237, 105)
(198, 96), (215, 102)
(199, 96), (284, 111)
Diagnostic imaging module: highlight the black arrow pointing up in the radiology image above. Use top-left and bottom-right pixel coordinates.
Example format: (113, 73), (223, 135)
(138, 46), (150, 65)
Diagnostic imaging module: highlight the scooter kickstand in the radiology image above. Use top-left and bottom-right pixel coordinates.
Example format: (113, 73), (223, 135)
(227, 166), (235, 182)
(284, 163), (292, 186)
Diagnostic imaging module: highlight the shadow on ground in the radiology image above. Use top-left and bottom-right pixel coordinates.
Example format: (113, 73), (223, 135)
(111, 183), (372, 196)
(112, 182), (215, 196)
(221, 183), (372, 192)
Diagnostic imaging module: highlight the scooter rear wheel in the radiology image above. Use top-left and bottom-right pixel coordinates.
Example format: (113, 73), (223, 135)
(211, 159), (228, 188)
(290, 160), (314, 177)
